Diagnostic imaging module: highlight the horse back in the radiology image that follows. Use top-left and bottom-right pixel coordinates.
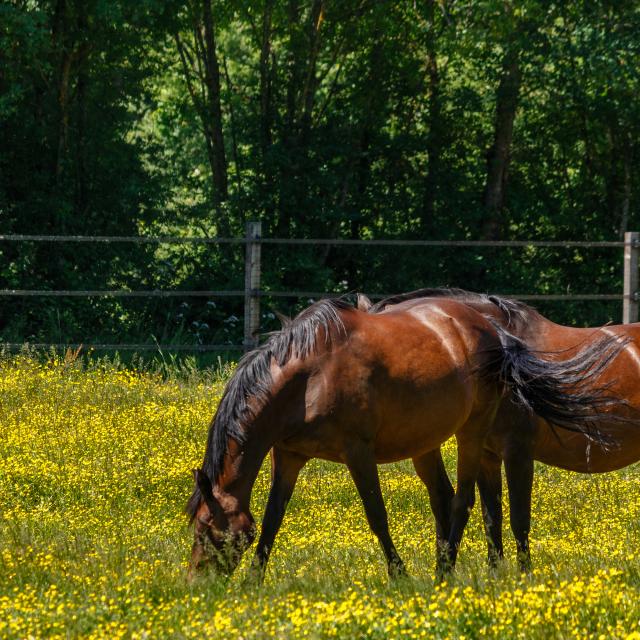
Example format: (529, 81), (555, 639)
(287, 299), (503, 462)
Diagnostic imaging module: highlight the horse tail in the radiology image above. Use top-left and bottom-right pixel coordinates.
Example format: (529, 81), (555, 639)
(487, 324), (629, 447)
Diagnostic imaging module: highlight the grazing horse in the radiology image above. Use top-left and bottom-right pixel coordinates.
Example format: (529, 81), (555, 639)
(369, 288), (639, 570)
(186, 296), (624, 581)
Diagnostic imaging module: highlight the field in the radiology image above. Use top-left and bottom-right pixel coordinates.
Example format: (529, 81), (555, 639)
(2, 355), (640, 639)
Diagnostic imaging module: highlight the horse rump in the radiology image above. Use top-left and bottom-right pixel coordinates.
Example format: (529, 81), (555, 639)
(484, 324), (630, 448)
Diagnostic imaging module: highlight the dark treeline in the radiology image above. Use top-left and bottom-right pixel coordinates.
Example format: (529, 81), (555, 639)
(1, 0), (639, 347)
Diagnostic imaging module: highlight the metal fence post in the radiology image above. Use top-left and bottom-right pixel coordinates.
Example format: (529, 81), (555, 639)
(623, 231), (639, 324)
(244, 221), (262, 350)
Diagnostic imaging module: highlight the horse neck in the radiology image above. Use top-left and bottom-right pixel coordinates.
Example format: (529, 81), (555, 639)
(215, 422), (273, 513)
(215, 353), (309, 511)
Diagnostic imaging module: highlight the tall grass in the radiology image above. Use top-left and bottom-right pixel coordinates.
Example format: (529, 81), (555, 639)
(1, 355), (639, 638)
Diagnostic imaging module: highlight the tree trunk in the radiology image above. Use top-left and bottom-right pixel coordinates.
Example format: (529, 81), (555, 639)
(610, 127), (633, 239)
(202, 0), (229, 208)
(421, 0), (441, 233)
(284, 0), (302, 144)
(299, 0), (324, 147)
(55, 52), (72, 187)
(482, 46), (521, 239)
(222, 55), (243, 217)
(175, 2), (230, 232)
(75, 62), (88, 217)
(259, 0), (274, 157)
(620, 154), (631, 240)
(75, 5), (89, 219)
(259, 0), (275, 219)
(51, 0), (70, 188)
(277, 0), (303, 236)
(277, 0), (323, 236)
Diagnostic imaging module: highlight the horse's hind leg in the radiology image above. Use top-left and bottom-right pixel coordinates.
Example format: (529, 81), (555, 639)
(444, 410), (496, 574)
(412, 449), (454, 567)
(345, 442), (406, 578)
(250, 447), (308, 581)
(504, 451), (534, 572)
(476, 450), (504, 567)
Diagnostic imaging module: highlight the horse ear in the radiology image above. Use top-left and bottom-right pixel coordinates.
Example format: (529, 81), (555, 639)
(194, 468), (220, 515)
(274, 310), (292, 328)
(357, 293), (372, 312)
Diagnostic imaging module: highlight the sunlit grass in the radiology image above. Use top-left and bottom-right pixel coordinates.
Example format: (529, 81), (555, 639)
(1, 354), (640, 638)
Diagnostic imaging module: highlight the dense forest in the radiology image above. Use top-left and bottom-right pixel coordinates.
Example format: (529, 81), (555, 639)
(1, 0), (639, 349)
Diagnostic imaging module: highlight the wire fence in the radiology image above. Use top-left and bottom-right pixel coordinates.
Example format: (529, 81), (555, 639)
(0, 290), (629, 300)
(0, 233), (630, 247)
(1, 227), (638, 353)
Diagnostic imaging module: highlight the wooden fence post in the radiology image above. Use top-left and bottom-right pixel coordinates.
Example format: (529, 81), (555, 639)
(623, 231), (639, 324)
(244, 221), (262, 350)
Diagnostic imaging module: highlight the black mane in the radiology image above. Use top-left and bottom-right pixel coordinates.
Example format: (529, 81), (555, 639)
(186, 297), (352, 521)
(369, 287), (539, 327)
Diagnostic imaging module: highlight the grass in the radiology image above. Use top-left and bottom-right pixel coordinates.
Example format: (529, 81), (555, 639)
(1, 354), (640, 638)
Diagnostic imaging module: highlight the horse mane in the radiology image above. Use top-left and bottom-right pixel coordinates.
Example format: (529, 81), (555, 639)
(186, 297), (352, 521)
(369, 287), (540, 328)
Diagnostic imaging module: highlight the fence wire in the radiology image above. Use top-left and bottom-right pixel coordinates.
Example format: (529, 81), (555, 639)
(1, 233), (634, 352)
(0, 234), (631, 248)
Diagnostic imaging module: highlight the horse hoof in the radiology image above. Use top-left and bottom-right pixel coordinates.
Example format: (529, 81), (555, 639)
(389, 561), (408, 580)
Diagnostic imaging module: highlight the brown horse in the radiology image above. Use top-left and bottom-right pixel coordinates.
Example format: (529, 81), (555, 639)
(369, 288), (639, 570)
(186, 296), (624, 581)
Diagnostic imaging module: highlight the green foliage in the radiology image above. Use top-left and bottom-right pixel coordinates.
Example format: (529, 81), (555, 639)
(1, 0), (640, 346)
(2, 357), (640, 637)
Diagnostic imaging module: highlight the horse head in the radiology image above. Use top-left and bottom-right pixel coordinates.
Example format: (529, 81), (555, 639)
(187, 468), (256, 579)
(186, 298), (353, 580)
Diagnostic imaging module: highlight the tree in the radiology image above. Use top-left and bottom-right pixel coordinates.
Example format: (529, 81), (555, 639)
(174, 0), (229, 228)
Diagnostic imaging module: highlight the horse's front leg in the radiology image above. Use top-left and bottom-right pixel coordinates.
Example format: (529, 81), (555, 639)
(412, 449), (454, 567)
(249, 447), (308, 582)
(345, 441), (406, 578)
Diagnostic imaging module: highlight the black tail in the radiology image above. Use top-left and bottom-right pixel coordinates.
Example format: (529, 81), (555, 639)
(488, 325), (629, 447)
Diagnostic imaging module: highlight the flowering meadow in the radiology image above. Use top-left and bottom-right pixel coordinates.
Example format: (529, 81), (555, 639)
(2, 355), (640, 639)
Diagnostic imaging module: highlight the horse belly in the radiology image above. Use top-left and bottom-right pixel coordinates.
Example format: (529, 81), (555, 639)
(372, 373), (473, 462)
(534, 420), (640, 473)
(281, 370), (474, 464)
